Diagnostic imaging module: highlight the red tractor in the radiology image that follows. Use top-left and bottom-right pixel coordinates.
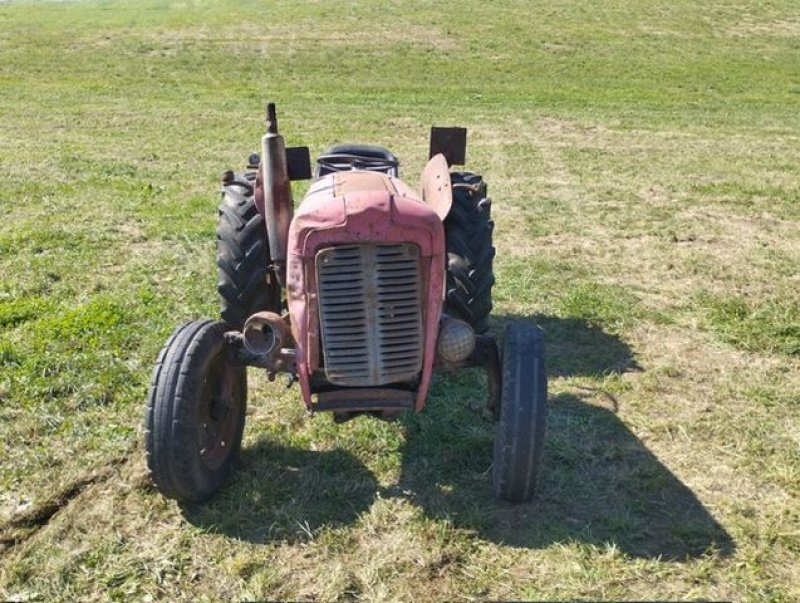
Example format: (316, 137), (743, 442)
(144, 104), (547, 504)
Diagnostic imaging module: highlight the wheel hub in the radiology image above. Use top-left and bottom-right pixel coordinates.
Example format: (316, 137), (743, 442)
(196, 355), (241, 470)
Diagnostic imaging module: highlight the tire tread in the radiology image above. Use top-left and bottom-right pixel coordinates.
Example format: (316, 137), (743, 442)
(144, 320), (246, 502)
(443, 172), (495, 333)
(217, 176), (279, 328)
(493, 322), (547, 502)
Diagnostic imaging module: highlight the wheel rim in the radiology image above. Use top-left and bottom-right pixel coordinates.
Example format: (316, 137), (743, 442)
(196, 351), (243, 471)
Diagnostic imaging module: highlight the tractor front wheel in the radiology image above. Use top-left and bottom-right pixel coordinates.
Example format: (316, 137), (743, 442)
(144, 320), (247, 502)
(492, 321), (547, 503)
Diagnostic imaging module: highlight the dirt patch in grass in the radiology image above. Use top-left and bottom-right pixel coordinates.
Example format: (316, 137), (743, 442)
(0, 455), (132, 553)
(726, 17), (800, 37)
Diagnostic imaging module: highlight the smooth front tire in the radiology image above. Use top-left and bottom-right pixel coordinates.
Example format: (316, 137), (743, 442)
(144, 320), (247, 502)
(492, 321), (547, 503)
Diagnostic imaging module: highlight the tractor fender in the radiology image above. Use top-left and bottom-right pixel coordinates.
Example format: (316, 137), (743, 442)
(420, 153), (452, 221)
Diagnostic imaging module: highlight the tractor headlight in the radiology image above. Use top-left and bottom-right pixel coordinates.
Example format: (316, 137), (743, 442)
(437, 317), (475, 363)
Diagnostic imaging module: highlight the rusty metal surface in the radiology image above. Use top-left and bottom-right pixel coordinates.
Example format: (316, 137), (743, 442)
(224, 329), (296, 375)
(242, 311), (290, 356)
(316, 243), (423, 387)
(261, 103), (294, 287)
(291, 173), (443, 258)
(314, 388), (414, 412)
(333, 170), (392, 197)
(286, 171), (446, 411)
(420, 153), (452, 220)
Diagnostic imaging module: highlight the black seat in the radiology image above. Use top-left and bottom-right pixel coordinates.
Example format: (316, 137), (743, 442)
(316, 143), (399, 178)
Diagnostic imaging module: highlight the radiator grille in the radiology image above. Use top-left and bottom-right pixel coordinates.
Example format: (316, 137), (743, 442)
(316, 243), (423, 386)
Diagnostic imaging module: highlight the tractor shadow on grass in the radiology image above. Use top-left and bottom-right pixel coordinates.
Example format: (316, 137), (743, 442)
(494, 313), (642, 378)
(185, 315), (734, 558)
(394, 315), (735, 560)
(182, 440), (377, 544)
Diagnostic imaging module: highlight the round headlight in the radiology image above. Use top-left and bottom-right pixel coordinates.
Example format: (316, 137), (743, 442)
(437, 318), (476, 363)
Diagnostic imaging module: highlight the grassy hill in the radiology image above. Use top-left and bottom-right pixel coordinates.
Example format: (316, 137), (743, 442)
(1, 0), (798, 600)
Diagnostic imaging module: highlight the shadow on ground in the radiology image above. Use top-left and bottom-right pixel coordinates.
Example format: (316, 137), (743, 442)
(186, 314), (734, 559)
(182, 440), (377, 544)
(396, 390), (735, 559)
(395, 314), (733, 559)
(494, 313), (642, 377)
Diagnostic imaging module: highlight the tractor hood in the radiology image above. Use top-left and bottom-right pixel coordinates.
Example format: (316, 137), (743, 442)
(288, 171), (443, 257)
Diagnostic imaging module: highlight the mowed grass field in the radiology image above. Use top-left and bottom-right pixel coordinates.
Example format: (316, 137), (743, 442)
(1, 0), (799, 600)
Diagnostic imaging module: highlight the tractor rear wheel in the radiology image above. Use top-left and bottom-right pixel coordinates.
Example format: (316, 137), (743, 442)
(144, 320), (247, 502)
(492, 321), (547, 503)
(443, 172), (495, 333)
(217, 172), (280, 329)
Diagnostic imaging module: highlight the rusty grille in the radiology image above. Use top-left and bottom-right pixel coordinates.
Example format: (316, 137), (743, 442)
(316, 243), (423, 387)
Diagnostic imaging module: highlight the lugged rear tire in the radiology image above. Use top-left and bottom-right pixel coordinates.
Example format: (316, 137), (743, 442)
(492, 321), (548, 503)
(443, 172), (495, 333)
(144, 320), (247, 502)
(217, 173), (280, 329)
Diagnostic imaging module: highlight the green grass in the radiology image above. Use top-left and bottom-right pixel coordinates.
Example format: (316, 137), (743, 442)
(695, 292), (800, 356)
(1, 0), (800, 600)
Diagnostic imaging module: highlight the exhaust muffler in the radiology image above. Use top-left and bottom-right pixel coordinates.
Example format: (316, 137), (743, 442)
(261, 102), (294, 287)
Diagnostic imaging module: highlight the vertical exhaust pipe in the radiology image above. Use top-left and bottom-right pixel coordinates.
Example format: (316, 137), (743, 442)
(261, 102), (293, 287)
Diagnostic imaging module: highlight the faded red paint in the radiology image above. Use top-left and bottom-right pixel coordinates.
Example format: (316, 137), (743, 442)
(286, 171), (445, 412)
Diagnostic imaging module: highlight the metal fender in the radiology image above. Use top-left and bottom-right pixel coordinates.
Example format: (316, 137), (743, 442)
(420, 153), (452, 221)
